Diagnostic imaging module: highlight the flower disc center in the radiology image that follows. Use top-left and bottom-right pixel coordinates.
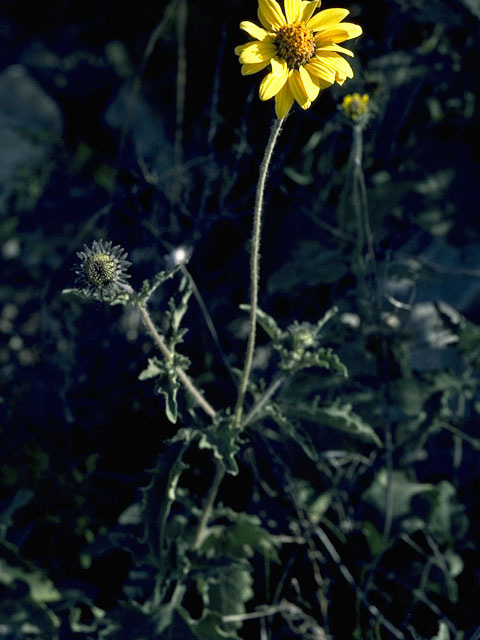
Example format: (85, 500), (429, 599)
(85, 253), (116, 288)
(275, 22), (315, 70)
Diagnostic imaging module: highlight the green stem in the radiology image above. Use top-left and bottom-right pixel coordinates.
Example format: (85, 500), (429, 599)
(352, 124), (374, 264)
(138, 304), (217, 419)
(241, 373), (287, 429)
(192, 461), (226, 550)
(234, 117), (285, 427)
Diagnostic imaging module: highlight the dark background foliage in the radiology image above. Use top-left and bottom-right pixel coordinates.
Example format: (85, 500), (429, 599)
(1, 0), (480, 638)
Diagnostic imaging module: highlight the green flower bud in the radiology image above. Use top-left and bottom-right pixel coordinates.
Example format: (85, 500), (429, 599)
(75, 239), (131, 300)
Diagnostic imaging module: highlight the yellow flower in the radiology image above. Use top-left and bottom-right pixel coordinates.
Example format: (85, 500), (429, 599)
(342, 92), (370, 121)
(234, 0), (362, 119)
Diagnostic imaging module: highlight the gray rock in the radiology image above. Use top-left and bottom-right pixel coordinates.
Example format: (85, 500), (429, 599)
(0, 65), (62, 215)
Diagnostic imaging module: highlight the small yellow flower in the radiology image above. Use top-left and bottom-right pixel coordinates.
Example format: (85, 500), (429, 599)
(342, 92), (370, 121)
(235, 0), (362, 119)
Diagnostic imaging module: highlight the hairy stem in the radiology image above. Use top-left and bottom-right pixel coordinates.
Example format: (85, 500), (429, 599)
(234, 116), (285, 427)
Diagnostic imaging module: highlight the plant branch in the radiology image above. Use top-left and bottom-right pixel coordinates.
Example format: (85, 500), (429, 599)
(234, 116), (285, 427)
(138, 304), (217, 419)
(241, 373), (287, 429)
(192, 460), (225, 549)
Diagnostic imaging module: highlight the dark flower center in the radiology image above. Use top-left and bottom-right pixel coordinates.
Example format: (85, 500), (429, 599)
(275, 22), (316, 70)
(85, 253), (116, 288)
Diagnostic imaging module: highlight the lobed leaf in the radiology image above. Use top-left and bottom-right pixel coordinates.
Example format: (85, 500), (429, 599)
(197, 414), (241, 476)
(140, 442), (190, 569)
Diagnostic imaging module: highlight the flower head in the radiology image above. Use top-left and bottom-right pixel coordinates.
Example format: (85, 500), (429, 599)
(342, 92), (370, 122)
(235, 0), (362, 119)
(75, 240), (131, 300)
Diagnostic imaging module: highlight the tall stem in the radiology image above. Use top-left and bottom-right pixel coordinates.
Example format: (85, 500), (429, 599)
(234, 117), (284, 427)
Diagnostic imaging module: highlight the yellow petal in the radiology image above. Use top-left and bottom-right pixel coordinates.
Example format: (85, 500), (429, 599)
(288, 69), (309, 108)
(275, 80), (294, 118)
(315, 23), (362, 45)
(236, 41), (277, 64)
(316, 43), (355, 57)
(301, 0), (321, 23)
(241, 61), (271, 75)
(316, 51), (354, 78)
(239, 21), (271, 41)
(259, 67), (289, 101)
(257, 0), (287, 29)
(305, 58), (335, 83)
(271, 56), (288, 77)
(284, 0), (303, 23)
(299, 65), (320, 102)
(307, 8), (349, 31)
(311, 74), (332, 91)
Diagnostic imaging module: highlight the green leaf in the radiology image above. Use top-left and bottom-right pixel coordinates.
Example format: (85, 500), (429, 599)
(205, 562), (253, 630)
(240, 305), (346, 377)
(201, 509), (280, 562)
(461, 0), (480, 18)
(424, 481), (468, 546)
(61, 287), (132, 306)
(137, 276), (193, 423)
(181, 608), (240, 640)
(284, 166), (313, 185)
(137, 263), (184, 306)
(308, 399), (382, 446)
(279, 346), (347, 376)
(363, 470), (434, 520)
(430, 622), (451, 640)
(138, 357), (164, 381)
(167, 275), (193, 337)
(0, 591), (60, 636)
(0, 557), (61, 603)
(158, 367), (181, 424)
(239, 304), (283, 342)
(293, 479), (333, 525)
(264, 402), (319, 462)
(197, 413), (241, 476)
(186, 561), (253, 638)
(0, 489), (33, 541)
(139, 357), (188, 424)
(141, 442), (190, 568)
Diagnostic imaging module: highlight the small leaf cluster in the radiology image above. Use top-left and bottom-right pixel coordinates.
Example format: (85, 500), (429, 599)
(138, 274), (193, 423)
(136, 262), (184, 308)
(242, 304), (347, 376)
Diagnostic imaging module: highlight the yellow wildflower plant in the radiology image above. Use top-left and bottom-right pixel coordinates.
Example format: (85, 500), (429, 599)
(342, 92), (370, 121)
(235, 0), (362, 119)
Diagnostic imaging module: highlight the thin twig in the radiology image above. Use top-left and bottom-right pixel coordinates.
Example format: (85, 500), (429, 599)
(234, 117), (285, 427)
